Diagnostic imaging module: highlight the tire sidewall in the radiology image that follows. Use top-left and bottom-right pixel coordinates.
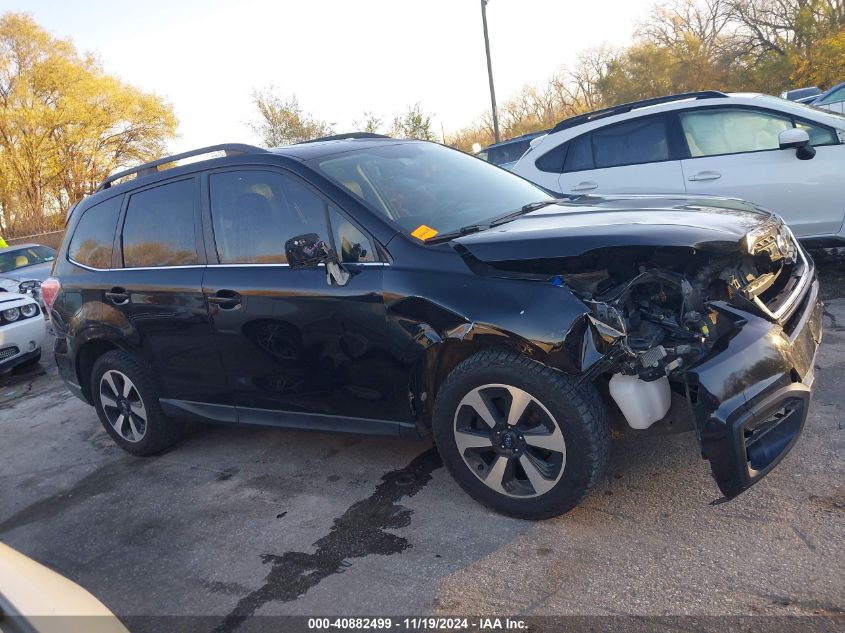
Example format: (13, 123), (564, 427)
(91, 350), (181, 455)
(433, 354), (604, 518)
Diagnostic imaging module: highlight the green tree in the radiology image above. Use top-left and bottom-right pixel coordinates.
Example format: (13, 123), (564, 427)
(353, 111), (383, 134)
(0, 12), (177, 235)
(392, 103), (435, 140)
(249, 89), (333, 147)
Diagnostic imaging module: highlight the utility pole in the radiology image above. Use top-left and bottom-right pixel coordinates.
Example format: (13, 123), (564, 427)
(480, 0), (500, 143)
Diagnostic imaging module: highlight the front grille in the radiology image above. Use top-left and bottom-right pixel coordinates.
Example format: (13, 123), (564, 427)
(0, 346), (19, 360)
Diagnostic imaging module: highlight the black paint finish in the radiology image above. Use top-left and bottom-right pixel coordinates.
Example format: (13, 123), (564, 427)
(49, 138), (822, 503)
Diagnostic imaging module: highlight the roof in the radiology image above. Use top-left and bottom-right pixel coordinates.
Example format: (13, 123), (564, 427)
(482, 130), (549, 151)
(269, 137), (416, 161)
(92, 137), (416, 195)
(548, 91), (729, 135)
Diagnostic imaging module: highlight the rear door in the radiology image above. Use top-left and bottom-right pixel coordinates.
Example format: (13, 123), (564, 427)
(103, 176), (228, 406)
(200, 167), (406, 430)
(678, 106), (845, 237)
(557, 114), (686, 196)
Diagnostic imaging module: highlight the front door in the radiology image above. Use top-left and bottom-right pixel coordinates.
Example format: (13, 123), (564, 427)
(201, 167), (406, 430)
(678, 106), (845, 237)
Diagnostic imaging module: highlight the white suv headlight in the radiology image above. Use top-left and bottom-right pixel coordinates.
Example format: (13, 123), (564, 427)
(2, 307), (20, 322)
(20, 303), (38, 318)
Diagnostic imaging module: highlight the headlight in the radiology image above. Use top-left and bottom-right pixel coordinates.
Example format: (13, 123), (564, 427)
(20, 303), (38, 318)
(2, 307), (20, 322)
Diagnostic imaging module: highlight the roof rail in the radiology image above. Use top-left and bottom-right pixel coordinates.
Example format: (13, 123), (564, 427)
(549, 91), (729, 134)
(97, 143), (267, 191)
(298, 132), (391, 144)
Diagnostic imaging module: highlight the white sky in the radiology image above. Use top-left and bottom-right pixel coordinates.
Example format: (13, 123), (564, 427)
(2, 0), (655, 151)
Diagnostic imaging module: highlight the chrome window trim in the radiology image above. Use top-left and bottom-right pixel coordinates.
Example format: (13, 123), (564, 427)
(69, 258), (389, 272)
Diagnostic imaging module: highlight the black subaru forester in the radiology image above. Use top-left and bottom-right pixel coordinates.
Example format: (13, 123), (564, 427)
(44, 137), (823, 518)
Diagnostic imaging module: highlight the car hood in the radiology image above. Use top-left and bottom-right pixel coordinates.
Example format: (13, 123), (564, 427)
(454, 194), (774, 262)
(1, 261), (53, 281)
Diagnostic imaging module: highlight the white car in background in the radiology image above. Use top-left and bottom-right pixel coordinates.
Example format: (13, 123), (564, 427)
(0, 291), (46, 372)
(512, 91), (845, 246)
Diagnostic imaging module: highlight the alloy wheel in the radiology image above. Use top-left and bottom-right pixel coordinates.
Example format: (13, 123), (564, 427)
(99, 370), (148, 443)
(453, 383), (566, 498)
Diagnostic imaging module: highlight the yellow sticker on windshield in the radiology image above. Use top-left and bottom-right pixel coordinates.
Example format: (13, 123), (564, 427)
(411, 225), (438, 241)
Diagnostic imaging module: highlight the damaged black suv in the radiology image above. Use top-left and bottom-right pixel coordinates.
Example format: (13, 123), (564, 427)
(46, 137), (823, 518)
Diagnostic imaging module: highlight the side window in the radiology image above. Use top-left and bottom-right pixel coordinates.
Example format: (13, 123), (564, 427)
(563, 134), (594, 172)
(68, 195), (122, 269)
(535, 143), (567, 173)
(592, 116), (669, 168)
(817, 85), (845, 105)
(795, 119), (837, 146)
(122, 179), (198, 268)
(680, 108), (792, 157)
(209, 170), (330, 264)
(329, 207), (376, 263)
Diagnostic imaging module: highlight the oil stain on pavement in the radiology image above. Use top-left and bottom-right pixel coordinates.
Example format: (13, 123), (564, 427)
(214, 447), (442, 633)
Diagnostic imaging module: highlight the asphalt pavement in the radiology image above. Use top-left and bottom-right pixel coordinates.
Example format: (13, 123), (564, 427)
(0, 270), (842, 632)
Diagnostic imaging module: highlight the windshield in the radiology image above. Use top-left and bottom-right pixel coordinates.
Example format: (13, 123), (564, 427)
(314, 142), (552, 238)
(0, 245), (56, 272)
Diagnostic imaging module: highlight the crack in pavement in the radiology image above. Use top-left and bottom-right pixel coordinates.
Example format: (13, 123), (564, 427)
(213, 447), (442, 633)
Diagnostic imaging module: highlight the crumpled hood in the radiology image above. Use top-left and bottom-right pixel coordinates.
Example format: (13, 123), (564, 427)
(454, 194), (774, 262)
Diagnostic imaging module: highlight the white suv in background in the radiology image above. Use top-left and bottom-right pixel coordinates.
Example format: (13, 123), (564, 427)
(512, 91), (845, 245)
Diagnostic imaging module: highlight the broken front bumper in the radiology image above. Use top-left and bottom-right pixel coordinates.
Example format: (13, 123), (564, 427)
(688, 277), (823, 499)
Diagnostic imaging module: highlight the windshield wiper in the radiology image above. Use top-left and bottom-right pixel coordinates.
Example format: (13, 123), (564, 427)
(425, 199), (562, 244)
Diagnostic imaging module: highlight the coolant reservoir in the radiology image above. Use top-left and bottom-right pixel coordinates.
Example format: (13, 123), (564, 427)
(608, 374), (671, 430)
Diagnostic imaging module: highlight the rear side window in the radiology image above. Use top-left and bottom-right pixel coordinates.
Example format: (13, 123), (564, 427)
(817, 85), (845, 105)
(121, 179), (198, 268)
(535, 143), (567, 173)
(563, 134), (594, 172)
(592, 116), (670, 168)
(68, 195), (122, 269)
(209, 170), (331, 264)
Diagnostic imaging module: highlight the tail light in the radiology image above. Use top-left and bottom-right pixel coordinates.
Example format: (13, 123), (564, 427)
(41, 277), (61, 314)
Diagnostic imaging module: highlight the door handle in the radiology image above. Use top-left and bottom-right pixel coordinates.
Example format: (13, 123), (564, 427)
(688, 171), (721, 181)
(105, 287), (130, 305)
(208, 290), (241, 309)
(571, 181), (598, 191)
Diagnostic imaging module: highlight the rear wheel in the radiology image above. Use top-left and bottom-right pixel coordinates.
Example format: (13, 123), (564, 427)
(433, 350), (609, 519)
(92, 350), (185, 455)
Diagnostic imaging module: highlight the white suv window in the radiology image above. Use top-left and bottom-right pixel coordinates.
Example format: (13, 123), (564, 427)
(817, 85), (845, 105)
(680, 109), (793, 157)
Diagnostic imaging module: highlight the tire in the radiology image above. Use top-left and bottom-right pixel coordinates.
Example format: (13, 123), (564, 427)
(433, 350), (609, 519)
(91, 350), (185, 456)
(12, 350), (41, 372)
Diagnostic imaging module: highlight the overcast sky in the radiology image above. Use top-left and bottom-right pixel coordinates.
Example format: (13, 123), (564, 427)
(3, 0), (656, 151)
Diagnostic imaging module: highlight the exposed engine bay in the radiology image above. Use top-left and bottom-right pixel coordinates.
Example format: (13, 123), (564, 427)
(481, 221), (805, 430)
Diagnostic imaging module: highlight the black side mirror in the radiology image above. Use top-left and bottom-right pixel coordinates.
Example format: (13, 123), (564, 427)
(285, 233), (330, 269)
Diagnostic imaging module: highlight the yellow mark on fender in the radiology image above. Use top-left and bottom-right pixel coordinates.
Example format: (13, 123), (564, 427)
(411, 225), (438, 241)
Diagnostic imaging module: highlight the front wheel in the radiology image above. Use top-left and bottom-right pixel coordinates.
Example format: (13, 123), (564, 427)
(433, 350), (609, 519)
